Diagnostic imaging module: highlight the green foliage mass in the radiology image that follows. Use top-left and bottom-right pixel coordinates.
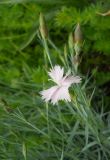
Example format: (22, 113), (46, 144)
(55, 4), (110, 54)
(0, 0), (110, 86)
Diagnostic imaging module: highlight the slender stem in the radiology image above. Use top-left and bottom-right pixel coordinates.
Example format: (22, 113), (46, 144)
(46, 103), (51, 157)
(43, 38), (53, 68)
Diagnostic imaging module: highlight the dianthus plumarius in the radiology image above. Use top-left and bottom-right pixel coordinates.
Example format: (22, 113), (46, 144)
(40, 65), (81, 105)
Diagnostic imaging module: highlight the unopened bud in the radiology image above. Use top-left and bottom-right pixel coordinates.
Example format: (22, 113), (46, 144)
(74, 23), (82, 43)
(74, 42), (81, 55)
(68, 32), (74, 53)
(74, 23), (82, 54)
(73, 54), (79, 65)
(39, 13), (48, 39)
(73, 54), (80, 72)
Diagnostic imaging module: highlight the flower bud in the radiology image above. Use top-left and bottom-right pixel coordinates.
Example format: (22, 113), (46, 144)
(74, 23), (82, 43)
(73, 54), (79, 65)
(74, 23), (82, 54)
(68, 32), (74, 54)
(73, 54), (80, 72)
(74, 42), (81, 55)
(39, 12), (48, 39)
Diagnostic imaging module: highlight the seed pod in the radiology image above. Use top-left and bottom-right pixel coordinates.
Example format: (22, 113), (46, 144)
(39, 12), (48, 39)
(74, 23), (82, 43)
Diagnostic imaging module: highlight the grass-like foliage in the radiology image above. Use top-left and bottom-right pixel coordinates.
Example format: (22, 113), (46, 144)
(0, 12), (110, 160)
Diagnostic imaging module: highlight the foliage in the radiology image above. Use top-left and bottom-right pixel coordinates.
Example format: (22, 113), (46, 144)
(0, 0), (110, 86)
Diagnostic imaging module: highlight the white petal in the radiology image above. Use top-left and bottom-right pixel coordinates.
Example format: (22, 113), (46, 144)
(51, 86), (71, 105)
(40, 86), (59, 102)
(62, 76), (81, 87)
(48, 65), (64, 85)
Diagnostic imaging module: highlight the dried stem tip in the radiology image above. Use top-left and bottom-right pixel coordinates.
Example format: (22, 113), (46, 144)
(74, 23), (82, 43)
(39, 12), (48, 39)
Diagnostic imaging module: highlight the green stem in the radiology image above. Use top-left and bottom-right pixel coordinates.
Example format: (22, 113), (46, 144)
(43, 38), (53, 68)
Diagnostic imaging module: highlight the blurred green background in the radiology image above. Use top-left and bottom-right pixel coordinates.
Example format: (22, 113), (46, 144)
(0, 0), (109, 106)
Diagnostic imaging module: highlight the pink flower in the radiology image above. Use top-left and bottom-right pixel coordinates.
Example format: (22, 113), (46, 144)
(40, 65), (81, 105)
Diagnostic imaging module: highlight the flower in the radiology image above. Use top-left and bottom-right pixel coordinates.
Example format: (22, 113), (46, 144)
(40, 65), (81, 105)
